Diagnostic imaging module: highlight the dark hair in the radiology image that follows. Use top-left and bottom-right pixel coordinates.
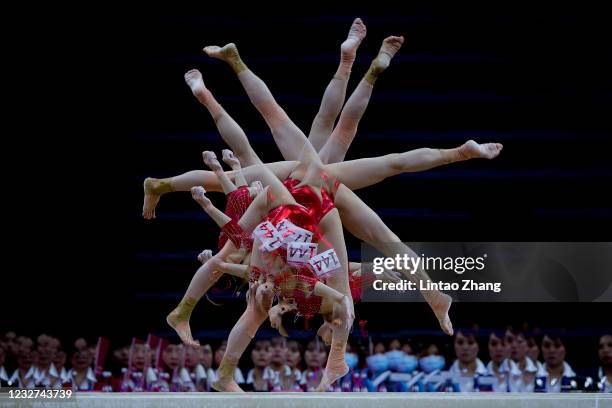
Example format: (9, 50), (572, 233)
(271, 337), (287, 348)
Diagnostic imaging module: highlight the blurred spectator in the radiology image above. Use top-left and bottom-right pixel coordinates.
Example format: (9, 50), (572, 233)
(419, 343), (440, 358)
(486, 331), (521, 392)
(3, 332), (18, 357)
(286, 340), (303, 383)
(246, 339), (273, 391)
(505, 328), (538, 391)
(199, 344), (215, 389)
(388, 339), (401, 351)
(373, 342), (386, 354)
(50, 337), (69, 385)
(401, 342), (414, 355)
(449, 329), (486, 392)
(33, 334), (61, 388)
(0, 345), (8, 387)
(180, 345), (205, 391)
(597, 334), (611, 392)
(527, 335), (541, 363)
(8, 337), (35, 388)
(157, 343), (181, 391)
(300, 340), (327, 391)
(109, 345), (129, 378)
(269, 337), (300, 391)
(0, 329), (605, 393)
(536, 334), (575, 392)
(68, 339), (97, 390)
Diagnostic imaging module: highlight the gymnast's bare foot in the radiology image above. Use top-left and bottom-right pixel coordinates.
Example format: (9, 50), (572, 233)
(143, 178), (160, 220)
(184, 69), (210, 103)
(198, 249), (213, 264)
(429, 292), (454, 336)
(340, 18), (367, 65)
(212, 378), (244, 392)
(316, 340), (349, 391)
(458, 140), (503, 160)
(166, 310), (200, 347)
(370, 35), (405, 75)
(202, 151), (223, 173)
(143, 177), (174, 219)
(204, 43), (242, 65)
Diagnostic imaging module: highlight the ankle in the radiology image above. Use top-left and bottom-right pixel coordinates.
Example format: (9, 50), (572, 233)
(442, 147), (464, 163)
(230, 58), (247, 75)
(364, 67), (379, 85)
(195, 88), (213, 105)
(146, 178), (174, 195)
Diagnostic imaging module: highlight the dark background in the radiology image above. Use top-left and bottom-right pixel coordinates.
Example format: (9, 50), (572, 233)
(4, 6), (611, 369)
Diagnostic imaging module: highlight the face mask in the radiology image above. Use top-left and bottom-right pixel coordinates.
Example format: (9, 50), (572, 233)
(396, 354), (418, 373)
(385, 350), (405, 371)
(419, 355), (446, 373)
(366, 354), (389, 372)
(345, 352), (359, 370)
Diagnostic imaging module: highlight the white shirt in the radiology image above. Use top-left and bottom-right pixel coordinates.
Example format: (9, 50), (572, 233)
(33, 363), (61, 389)
(300, 369), (325, 391)
(486, 359), (522, 392)
(536, 361), (576, 392)
(513, 357), (539, 392)
(8, 367), (36, 389)
(449, 358), (488, 392)
(68, 367), (97, 391)
(597, 367), (612, 393)
(268, 365), (299, 390)
(0, 366), (8, 383)
(246, 367), (274, 390)
(56, 366), (70, 385)
(292, 368), (303, 384)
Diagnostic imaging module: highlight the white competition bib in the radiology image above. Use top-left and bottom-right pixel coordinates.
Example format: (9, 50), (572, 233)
(275, 219), (314, 243)
(287, 242), (318, 265)
(308, 248), (341, 277)
(252, 221), (284, 251)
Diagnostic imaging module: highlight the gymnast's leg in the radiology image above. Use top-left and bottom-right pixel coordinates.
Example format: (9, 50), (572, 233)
(308, 18), (366, 152)
(334, 184), (454, 335)
(318, 35), (404, 164)
(204, 43), (320, 165)
(325, 140), (503, 190)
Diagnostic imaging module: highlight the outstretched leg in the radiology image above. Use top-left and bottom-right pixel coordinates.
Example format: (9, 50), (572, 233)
(334, 184), (454, 335)
(185, 69), (259, 167)
(318, 35), (404, 164)
(143, 141), (501, 218)
(325, 140), (503, 190)
(308, 18), (366, 151)
(204, 43), (319, 165)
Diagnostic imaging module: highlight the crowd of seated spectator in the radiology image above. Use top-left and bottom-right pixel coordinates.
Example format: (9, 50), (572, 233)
(1, 329), (610, 393)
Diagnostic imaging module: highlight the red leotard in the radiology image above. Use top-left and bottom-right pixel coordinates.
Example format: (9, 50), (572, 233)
(218, 186), (253, 250)
(281, 177), (339, 224)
